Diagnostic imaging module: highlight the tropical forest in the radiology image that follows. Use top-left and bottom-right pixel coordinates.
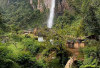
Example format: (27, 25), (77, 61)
(0, 0), (100, 68)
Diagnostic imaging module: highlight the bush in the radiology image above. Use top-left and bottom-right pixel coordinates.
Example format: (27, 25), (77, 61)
(80, 41), (100, 68)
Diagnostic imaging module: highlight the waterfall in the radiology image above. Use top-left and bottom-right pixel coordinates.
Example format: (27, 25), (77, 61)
(7, 0), (10, 5)
(47, 0), (56, 28)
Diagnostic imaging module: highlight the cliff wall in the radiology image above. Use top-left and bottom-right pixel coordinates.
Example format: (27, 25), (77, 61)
(37, 0), (69, 12)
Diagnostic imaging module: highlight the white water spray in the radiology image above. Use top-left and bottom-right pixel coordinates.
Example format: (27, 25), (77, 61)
(47, 0), (56, 28)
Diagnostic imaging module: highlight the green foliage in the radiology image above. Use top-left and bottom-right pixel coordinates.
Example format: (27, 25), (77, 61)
(55, 0), (100, 37)
(0, 0), (100, 68)
(0, 45), (20, 68)
(0, 38), (45, 68)
(0, 0), (47, 31)
(22, 38), (43, 55)
(48, 58), (63, 68)
(0, 13), (6, 32)
(80, 41), (100, 68)
(11, 34), (22, 42)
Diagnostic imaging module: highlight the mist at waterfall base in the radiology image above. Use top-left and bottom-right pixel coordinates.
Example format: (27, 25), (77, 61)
(47, 0), (56, 28)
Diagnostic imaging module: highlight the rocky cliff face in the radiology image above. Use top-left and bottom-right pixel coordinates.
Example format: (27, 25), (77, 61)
(6, 0), (69, 13)
(37, 0), (51, 12)
(37, 0), (69, 13)
(56, 0), (69, 13)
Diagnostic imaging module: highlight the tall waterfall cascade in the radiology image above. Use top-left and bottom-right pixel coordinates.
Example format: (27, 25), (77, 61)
(47, 0), (56, 28)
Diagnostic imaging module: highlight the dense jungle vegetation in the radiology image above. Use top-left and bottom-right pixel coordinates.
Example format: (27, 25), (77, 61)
(0, 0), (100, 68)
